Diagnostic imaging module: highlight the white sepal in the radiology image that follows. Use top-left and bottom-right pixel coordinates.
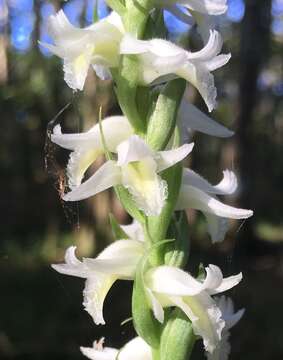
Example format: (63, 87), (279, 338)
(166, 0), (228, 16)
(178, 100), (234, 138)
(118, 337), (152, 360)
(120, 220), (145, 242)
(156, 143), (194, 172)
(63, 160), (121, 201)
(145, 266), (204, 296)
(182, 169), (238, 196)
(51, 116), (133, 151)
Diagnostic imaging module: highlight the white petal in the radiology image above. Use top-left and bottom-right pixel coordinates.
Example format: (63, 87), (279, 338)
(216, 296), (245, 329)
(120, 34), (186, 59)
(63, 53), (92, 91)
(204, 213), (230, 243)
(213, 170), (238, 195)
(121, 157), (168, 216)
(182, 169), (237, 196)
(83, 275), (117, 325)
(116, 135), (153, 166)
(176, 0), (228, 15)
(188, 293), (225, 353)
(83, 240), (144, 278)
(187, 30), (223, 61)
(120, 34), (151, 55)
(119, 337), (152, 360)
(67, 147), (102, 189)
(156, 143), (194, 172)
(206, 54), (231, 72)
(210, 272), (242, 295)
(206, 296), (244, 360)
(146, 287), (165, 323)
(203, 265), (224, 290)
(178, 101), (234, 138)
(145, 266), (204, 296)
(120, 220), (145, 242)
(176, 185), (253, 219)
(177, 63), (217, 112)
(63, 160), (121, 201)
(92, 64), (112, 80)
(165, 5), (195, 26)
(167, 295), (199, 322)
(51, 246), (89, 278)
(51, 116), (132, 151)
(170, 293), (225, 353)
(81, 345), (118, 360)
(47, 10), (80, 48)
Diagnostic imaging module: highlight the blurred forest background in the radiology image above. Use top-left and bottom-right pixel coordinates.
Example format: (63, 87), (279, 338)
(0, 0), (283, 359)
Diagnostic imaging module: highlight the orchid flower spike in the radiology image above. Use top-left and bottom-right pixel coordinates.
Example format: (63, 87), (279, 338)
(206, 296), (245, 360)
(51, 116), (133, 190)
(120, 30), (230, 112)
(52, 239), (144, 325)
(176, 168), (253, 242)
(81, 337), (152, 360)
(144, 264), (242, 354)
(40, 11), (124, 90)
(62, 135), (194, 216)
(178, 94), (234, 139)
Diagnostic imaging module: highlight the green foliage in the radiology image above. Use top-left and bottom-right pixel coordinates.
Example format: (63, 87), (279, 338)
(132, 257), (161, 348)
(146, 79), (186, 151)
(160, 309), (196, 360)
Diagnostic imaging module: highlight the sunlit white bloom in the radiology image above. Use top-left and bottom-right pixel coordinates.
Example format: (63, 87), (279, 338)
(63, 135), (194, 216)
(176, 168), (253, 242)
(51, 116), (133, 190)
(206, 296), (245, 360)
(120, 30), (230, 112)
(81, 337), (152, 360)
(145, 264), (242, 354)
(52, 240), (144, 325)
(178, 95), (234, 139)
(40, 11), (124, 90)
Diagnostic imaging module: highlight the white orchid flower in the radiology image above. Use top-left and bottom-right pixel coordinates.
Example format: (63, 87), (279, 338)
(52, 239), (144, 325)
(206, 296), (245, 360)
(40, 11), (124, 90)
(81, 337), (152, 360)
(178, 95), (234, 139)
(51, 116), (133, 190)
(62, 135), (194, 216)
(144, 264), (242, 354)
(120, 30), (230, 112)
(176, 168), (253, 242)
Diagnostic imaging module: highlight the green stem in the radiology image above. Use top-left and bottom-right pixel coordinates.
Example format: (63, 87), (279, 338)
(105, 0), (126, 15)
